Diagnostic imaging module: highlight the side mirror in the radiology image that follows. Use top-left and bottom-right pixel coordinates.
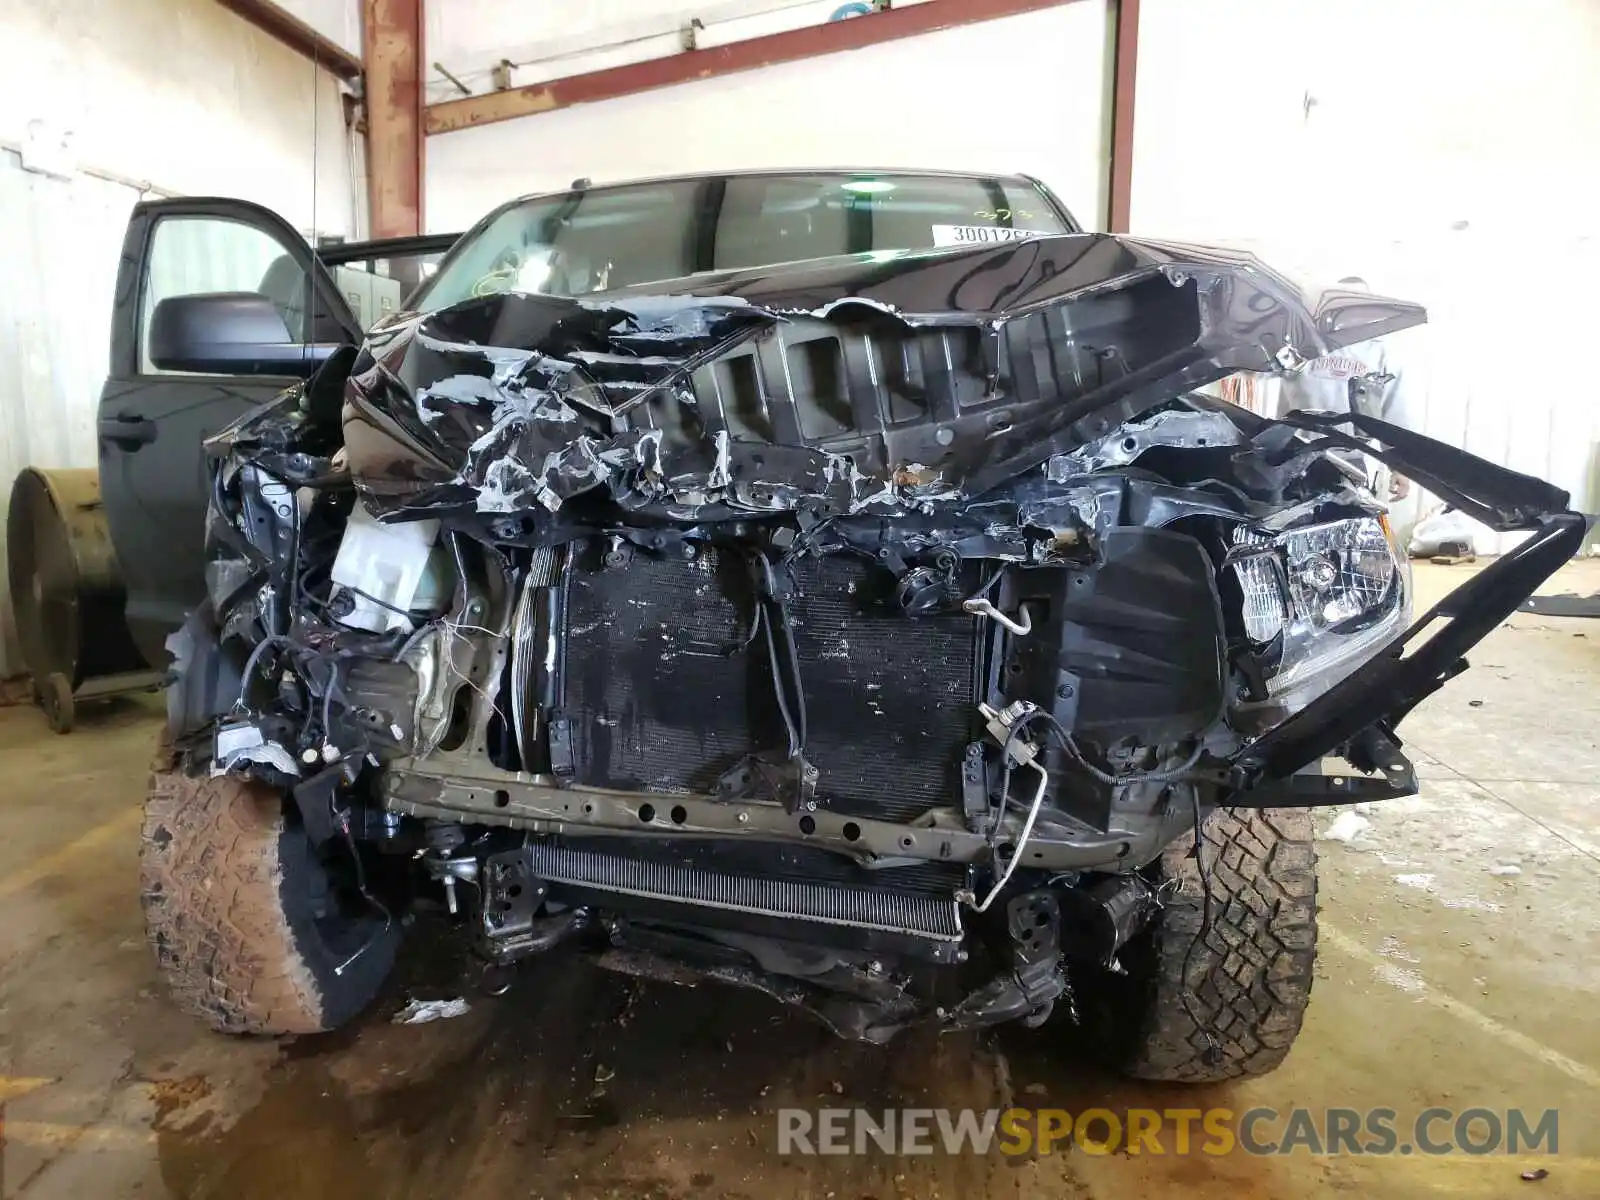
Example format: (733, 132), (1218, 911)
(148, 292), (337, 377)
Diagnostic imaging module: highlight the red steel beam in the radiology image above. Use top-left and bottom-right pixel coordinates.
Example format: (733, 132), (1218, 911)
(425, 0), (1085, 136)
(1106, 0), (1140, 232)
(364, 0), (424, 237)
(215, 0), (364, 80)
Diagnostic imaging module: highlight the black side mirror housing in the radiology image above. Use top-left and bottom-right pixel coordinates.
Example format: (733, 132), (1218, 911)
(148, 292), (337, 377)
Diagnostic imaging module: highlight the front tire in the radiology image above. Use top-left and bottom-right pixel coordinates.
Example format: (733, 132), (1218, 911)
(1101, 808), (1318, 1082)
(140, 745), (399, 1035)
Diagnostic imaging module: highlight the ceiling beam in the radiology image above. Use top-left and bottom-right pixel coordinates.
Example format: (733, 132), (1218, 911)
(215, 0), (364, 81)
(1105, 0), (1140, 232)
(424, 0), (1085, 137)
(364, 0), (424, 237)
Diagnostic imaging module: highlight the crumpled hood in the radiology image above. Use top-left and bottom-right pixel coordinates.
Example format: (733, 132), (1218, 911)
(340, 232), (1425, 527)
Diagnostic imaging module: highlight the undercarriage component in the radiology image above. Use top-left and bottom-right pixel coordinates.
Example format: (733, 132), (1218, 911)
(514, 840), (965, 962)
(476, 844), (590, 964)
(483, 910), (589, 966)
(593, 946), (917, 1044)
(428, 854), (479, 915)
(1057, 873), (1159, 971)
(943, 890), (1068, 1031)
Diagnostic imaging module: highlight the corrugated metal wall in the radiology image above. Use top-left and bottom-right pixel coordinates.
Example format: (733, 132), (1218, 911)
(0, 150), (147, 676)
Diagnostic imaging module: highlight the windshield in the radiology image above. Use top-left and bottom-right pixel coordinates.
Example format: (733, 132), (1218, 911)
(412, 172), (1073, 313)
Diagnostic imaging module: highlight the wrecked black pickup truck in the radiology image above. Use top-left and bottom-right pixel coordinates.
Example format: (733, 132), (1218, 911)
(109, 170), (1581, 1082)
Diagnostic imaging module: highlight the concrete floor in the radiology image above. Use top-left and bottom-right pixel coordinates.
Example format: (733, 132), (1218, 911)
(0, 561), (1597, 1199)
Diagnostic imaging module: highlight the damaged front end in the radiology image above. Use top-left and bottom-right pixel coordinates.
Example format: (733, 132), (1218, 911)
(171, 234), (1583, 1042)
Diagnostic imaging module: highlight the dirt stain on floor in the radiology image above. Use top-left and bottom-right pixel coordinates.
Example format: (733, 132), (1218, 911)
(146, 925), (1323, 1200)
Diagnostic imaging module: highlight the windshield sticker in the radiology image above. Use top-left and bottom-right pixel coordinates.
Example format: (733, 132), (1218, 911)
(932, 225), (1049, 247)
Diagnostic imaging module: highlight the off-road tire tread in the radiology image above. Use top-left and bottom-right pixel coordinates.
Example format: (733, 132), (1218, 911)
(1123, 807), (1317, 1082)
(140, 743), (328, 1035)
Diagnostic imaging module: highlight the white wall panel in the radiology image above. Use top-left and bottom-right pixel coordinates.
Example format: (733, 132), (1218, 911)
(0, 0), (360, 238)
(271, 0), (364, 58)
(427, 4), (1112, 234)
(1133, 0), (1600, 552)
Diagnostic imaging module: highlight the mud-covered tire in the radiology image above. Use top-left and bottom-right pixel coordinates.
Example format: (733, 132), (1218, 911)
(140, 743), (399, 1035)
(1101, 808), (1317, 1083)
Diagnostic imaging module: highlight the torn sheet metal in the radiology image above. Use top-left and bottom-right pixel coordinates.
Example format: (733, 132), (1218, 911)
(1048, 408), (1247, 475)
(337, 234), (1425, 541)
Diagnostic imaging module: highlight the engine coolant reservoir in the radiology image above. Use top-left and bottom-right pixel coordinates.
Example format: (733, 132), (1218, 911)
(329, 503), (448, 632)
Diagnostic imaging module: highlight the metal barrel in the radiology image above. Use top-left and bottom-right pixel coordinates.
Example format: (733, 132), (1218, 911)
(7, 467), (150, 703)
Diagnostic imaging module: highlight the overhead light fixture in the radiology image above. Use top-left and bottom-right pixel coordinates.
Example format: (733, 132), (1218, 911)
(841, 179), (895, 194)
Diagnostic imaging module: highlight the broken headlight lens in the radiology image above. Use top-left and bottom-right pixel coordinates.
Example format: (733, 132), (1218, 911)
(1231, 516), (1410, 701)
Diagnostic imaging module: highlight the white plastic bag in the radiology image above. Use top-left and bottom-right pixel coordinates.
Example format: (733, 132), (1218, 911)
(1407, 506), (1478, 558)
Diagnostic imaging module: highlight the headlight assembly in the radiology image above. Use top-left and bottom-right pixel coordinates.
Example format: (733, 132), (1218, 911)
(1231, 516), (1410, 704)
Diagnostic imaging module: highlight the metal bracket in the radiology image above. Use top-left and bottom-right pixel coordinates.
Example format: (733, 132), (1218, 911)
(480, 848), (544, 940)
(1231, 739), (1417, 808)
(289, 763), (346, 847)
(476, 847), (595, 965)
(959, 741), (989, 826)
(547, 709), (575, 777)
(715, 751), (820, 814)
(938, 890), (1067, 1030)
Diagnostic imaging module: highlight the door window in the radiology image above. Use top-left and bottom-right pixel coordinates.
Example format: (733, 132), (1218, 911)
(138, 216), (335, 374)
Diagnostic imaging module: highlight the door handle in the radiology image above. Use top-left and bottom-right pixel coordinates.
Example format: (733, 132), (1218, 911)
(98, 415), (157, 448)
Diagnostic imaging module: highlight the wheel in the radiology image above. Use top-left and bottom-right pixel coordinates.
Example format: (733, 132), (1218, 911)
(1086, 808), (1317, 1083)
(140, 740), (400, 1034)
(41, 672), (74, 734)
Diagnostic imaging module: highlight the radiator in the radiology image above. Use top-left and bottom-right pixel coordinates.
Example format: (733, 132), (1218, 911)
(526, 842), (963, 946)
(561, 542), (979, 822)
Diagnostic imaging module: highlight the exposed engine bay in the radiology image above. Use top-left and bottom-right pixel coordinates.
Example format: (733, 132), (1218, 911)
(167, 233), (1583, 1041)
